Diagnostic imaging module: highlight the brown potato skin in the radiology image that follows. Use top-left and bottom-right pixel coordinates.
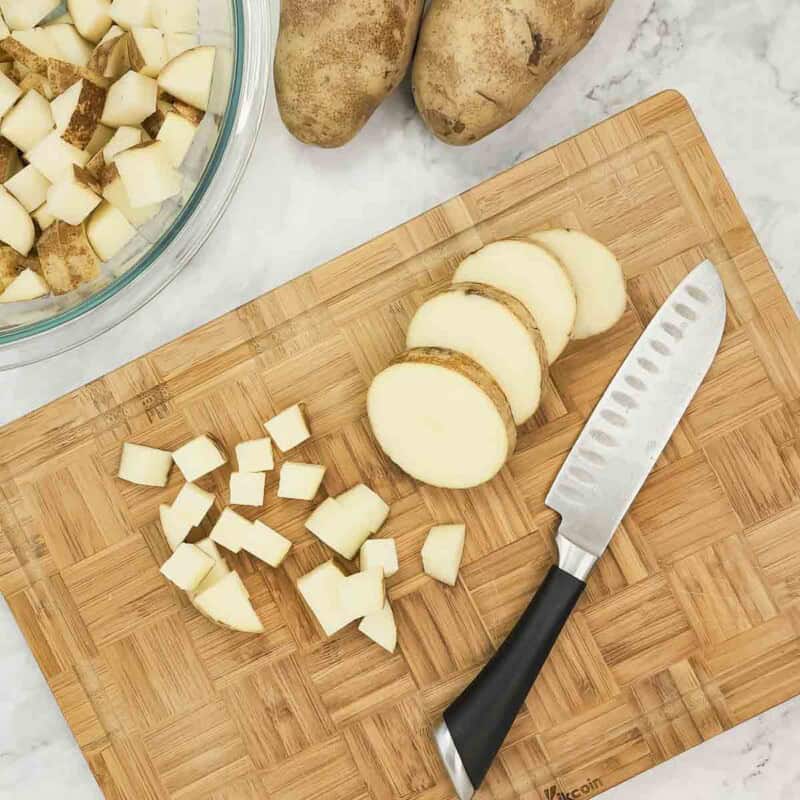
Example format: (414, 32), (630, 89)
(274, 0), (424, 148)
(412, 0), (614, 145)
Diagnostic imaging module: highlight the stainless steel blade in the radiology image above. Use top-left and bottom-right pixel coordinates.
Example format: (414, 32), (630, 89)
(546, 260), (726, 559)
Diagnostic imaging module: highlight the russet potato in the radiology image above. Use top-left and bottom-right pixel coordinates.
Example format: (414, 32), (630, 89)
(274, 0), (424, 148)
(412, 0), (614, 145)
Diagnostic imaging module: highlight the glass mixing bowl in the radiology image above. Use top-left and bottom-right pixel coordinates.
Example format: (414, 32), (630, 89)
(0, 0), (271, 369)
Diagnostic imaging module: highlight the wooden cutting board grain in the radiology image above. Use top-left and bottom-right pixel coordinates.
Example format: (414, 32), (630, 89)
(2, 91), (800, 800)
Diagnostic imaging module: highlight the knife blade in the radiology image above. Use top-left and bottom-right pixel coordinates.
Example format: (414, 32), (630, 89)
(434, 261), (726, 800)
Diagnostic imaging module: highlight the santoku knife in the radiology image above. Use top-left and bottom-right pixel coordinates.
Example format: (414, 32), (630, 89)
(434, 260), (727, 799)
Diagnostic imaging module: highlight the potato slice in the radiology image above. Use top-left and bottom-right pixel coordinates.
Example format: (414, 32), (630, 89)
(1, 88), (53, 151)
(68, 0), (113, 43)
(358, 601), (396, 652)
(407, 283), (547, 425)
(160, 542), (213, 591)
(117, 441), (172, 486)
(0, 267), (49, 302)
(422, 524), (465, 586)
(229, 471), (265, 507)
(164, 32), (196, 59)
(126, 26), (165, 77)
(114, 140), (181, 206)
(5, 165), (50, 212)
(171, 481), (214, 526)
(37, 219), (99, 293)
(2, 30), (58, 74)
(338, 568), (384, 619)
(156, 110), (195, 166)
(235, 438), (273, 472)
(152, 0), (197, 34)
(264, 403), (310, 452)
(359, 539), (398, 577)
(0, 185), (34, 255)
(0, 69), (21, 116)
(46, 165), (102, 225)
(529, 229), (626, 340)
(209, 507), (251, 554)
(159, 503), (192, 550)
(0, 0), (59, 32)
(368, 348), (515, 489)
(47, 23), (93, 66)
(453, 240), (577, 363)
(84, 121), (112, 155)
(277, 461), (325, 501)
(49, 78), (105, 148)
(239, 520), (292, 568)
(296, 561), (353, 636)
(157, 45), (214, 111)
(100, 68), (156, 126)
(173, 434), (227, 481)
(26, 129), (90, 182)
(86, 200), (134, 258)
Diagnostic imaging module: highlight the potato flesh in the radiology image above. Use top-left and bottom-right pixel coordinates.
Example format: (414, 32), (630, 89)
(151, 0), (197, 34)
(530, 229), (626, 339)
(338, 568), (385, 620)
(26, 130), (90, 182)
(86, 200), (135, 259)
(128, 26), (165, 77)
(4, 164), (50, 212)
(192, 538), (229, 594)
(0, 186), (34, 255)
(115, 140), (181, 206)
(277, 461), (325, 501)
(264, 404), (310, 452)
(102, 123), (140, 160)
(193, 571), (264, 633)
(156, 110), (195, 166)
(68, 0), (114, 43)
(235, 438), (273, 472)
(0, 0), (59, 31)
(102, 171), (159, 225)
(173, 434), (226, 482)
(337, 484), (389, 534)
(360, 538), (398, 577)
(157, 45), (214, 111)
(407, 285), (545, 424)
(453, 240), (577, 362)
(164, 32), (196, 59)
(160, 542), (214, 592)
(229, 471), (265, 506)
(0, 267), (48, 301)
(358, 601), (396, 652)
(0, 70), (22, 116)
(240, 520), (292, 568)
(209, 507), (252, 554)
(47, 173), (101, 224)
(296, 561), (353, 636)
(368, 357), (512, 489)
(159, 503), (192, 550)
(422, 524), (465, 586)
(1, 88), (53, 152)
(100, 69), (156, 126)
(305, 496), (367, 560)
(109, 0), (152, 30)
(171, 481), (214, 526)
(47, 23), (93, 66)
(117, 441), (172, 486)
(50, 79), (81, 130)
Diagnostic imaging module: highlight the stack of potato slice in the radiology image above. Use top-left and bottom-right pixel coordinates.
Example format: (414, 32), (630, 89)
(367, 229), (627, 489)
(0, 0), (215, 303)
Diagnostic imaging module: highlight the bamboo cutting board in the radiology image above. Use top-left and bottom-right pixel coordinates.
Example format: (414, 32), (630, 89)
(2, 91), (800, 800)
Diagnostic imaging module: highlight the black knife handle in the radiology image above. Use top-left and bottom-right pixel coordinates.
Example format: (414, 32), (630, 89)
(441, 566), (586, 792)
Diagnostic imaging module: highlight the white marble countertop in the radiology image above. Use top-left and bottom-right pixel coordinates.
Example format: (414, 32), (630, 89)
(2, 1), (800, 798)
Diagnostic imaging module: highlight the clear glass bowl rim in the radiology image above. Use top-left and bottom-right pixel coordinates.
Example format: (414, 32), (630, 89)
(0, 0), (270, 366)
